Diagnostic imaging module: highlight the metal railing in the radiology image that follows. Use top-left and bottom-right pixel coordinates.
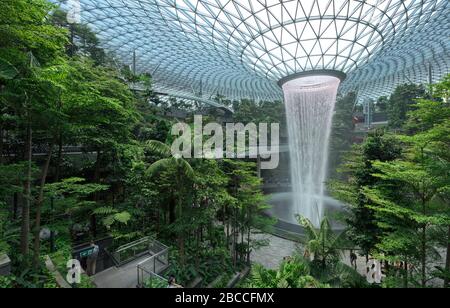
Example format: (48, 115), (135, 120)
(110, 236), (155, 266)
(136, 242), (169, 288)
(137, 269), (168, 289)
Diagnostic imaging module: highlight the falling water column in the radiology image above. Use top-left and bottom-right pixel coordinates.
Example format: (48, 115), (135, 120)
(280, 73), (344, 227)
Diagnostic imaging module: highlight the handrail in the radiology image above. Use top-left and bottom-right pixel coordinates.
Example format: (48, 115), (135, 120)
(137, 267), (168, 288)
(136, 244), (170, 288)
(115, 236), (152, 253)
(109, 236), (157, 266)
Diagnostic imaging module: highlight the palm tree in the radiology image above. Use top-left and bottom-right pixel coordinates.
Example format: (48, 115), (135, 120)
(298, 216), (369, 287)
(298, 216), (345, 271)
(146, 140), (194, 264)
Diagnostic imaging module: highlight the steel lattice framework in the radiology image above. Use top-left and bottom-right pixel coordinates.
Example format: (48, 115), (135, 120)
(58, 0), (450, 103)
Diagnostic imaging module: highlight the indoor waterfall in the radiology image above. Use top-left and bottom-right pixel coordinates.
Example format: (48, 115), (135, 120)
(282, 75), (341, 227)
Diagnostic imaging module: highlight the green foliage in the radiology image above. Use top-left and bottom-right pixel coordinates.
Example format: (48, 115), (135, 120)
(0, 206), (17, 254)
(45, 178), (109, 197)
(329, 92), (357, 178)
(232, 99), (284, 125)
(0, 0), (68, 65)
(387, 83), (426, 128)
(0, 163), (38, 197)
(0, 58), (18, 80)
(365, 79), (450, 287)
(331, 76), (450, 288)
(298, 216), (345, 270)
(166, 244), (234, 287)
(1, 0), (446, 291)
(144, 276), (167, 289)
(247, 259), (329, 288)
(330, 130), (402, 256)
(49, 239), (95, 288)
(0, 275), (15, 288)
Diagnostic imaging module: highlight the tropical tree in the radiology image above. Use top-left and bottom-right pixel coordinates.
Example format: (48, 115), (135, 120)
(387, 84), (426, 129)
(146, 140), (195, 263)
(329, 92), (357, 178)
(367, 75), (450, 287)
(330, 131), (402, 260)
(298, 216), (345, 271)
(0, 0), (69, 266)
(222, 159), (273, 266)
(365, 150), (447, 287)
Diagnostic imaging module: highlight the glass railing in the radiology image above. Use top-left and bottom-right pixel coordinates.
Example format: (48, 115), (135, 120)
(110, 236), (155, 266)
(136, 244), (170, 288)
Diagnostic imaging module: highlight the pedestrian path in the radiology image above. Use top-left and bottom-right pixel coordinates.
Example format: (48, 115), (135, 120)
(92, 252), (168, 288)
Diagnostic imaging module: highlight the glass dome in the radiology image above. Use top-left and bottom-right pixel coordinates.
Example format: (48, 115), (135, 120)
(57, 0), (450, 102)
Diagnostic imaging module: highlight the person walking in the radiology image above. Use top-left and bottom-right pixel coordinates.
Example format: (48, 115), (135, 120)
(350, 250), (358, 270)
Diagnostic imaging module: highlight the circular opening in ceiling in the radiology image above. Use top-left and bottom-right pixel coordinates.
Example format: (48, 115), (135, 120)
(281, 75), (342, 92)
(278, 69), (346, 87)
(241, 19), (383, 80)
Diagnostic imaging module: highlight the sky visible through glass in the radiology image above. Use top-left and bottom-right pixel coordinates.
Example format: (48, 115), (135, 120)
(57, 0), (449, 103)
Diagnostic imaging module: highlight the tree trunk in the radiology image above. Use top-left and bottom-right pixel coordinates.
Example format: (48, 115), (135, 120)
(444, 225), (450, 288)
(13, 192), (18, 220)
(233, 207), (238, 266)
(20, 123), (32, 257)
(169, 198), (176, 224)
(176, 189), (186, 265)
(224, 204), (229, 248)
(0, 122), (4, 164)
(404, 260), (408, 288)
(247, 217), (251, 264)
(55, 134), (63, 182)
(322, 236), (326, 271)
(94, 150), (101, 183)
(91, 150), (101, 237)
(241, 224), (245, 263)
(421, 225), (427, 288)
(69, 25), (75, 57)
(33, 141), (54, 269)
(178, 236), (185, 265)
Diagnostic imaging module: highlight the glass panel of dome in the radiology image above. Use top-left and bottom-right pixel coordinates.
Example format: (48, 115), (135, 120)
(50, 0), (449, 103)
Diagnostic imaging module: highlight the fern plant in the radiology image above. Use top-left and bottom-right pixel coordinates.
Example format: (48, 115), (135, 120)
(93, 207), (131, 229)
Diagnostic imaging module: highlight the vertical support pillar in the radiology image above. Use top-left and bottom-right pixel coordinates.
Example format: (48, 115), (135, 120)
(428, 63), (433, 96)
(257, 155), (262, 179)
(132, 50), (137, 76)
(428, 63), (433, 85)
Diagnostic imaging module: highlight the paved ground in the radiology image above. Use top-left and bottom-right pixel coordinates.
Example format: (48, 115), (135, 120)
(250, 232), (368, 274)
(250, 233), (299, 269)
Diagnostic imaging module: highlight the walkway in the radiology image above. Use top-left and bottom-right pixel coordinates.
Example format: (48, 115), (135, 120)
(250, 233), (299, 269)
(92, 238), (169, 288)
(250, 232), (367, 274)
(92, 253), (167, 288)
